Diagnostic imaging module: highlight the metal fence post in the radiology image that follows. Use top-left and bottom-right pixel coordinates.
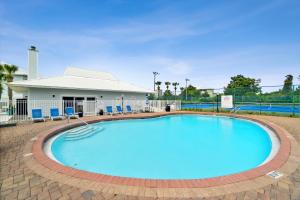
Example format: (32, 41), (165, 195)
(259, 90), (262, 115)
(216, 94), (219, 113)
(292, 85), (295, 116)
(233, 88), (236, 110)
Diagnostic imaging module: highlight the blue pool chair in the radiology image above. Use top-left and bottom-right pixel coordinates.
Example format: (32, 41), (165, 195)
(32, 108), (45, 122)
(65, 107), (77, 118)
(50, 108), (63, 120)
(116, 105), (123, 114)
(126, 105), (132, 113)
(106, 106), (114, 115)
(126, 105), (136, 114)
(127, 105), (138, 113)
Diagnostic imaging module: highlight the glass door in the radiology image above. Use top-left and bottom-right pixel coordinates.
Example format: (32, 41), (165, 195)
(62, 97), (74, 114)
(75, 97), (84, 113)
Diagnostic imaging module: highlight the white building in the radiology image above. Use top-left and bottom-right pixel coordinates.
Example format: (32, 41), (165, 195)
(10, 67), (152, 101)
(7, 46), (153, 117)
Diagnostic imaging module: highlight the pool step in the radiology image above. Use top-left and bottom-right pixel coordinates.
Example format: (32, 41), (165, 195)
(65, 131), (94, 140)
(65, 130), (95, 140)
(65, 126), (94, 136)
(67, 126), (91, 133)
(65, 129), (93, 138)
(64, 126), (104, 141)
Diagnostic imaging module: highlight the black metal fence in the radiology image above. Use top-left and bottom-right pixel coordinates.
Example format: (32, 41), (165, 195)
(180, 85), (300, 116)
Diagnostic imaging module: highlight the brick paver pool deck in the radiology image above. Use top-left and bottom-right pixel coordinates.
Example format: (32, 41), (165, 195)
(1, 111), (300, 200)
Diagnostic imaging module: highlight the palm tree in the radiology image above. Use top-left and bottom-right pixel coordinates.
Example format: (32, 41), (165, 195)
(155, 81), (162, 91)
(0, 64), (4, 99)
(3, 64), (18, 105)
(165, 81), (171, 91)
(155, 81), (162, 97)
(172, 82), (179, 96)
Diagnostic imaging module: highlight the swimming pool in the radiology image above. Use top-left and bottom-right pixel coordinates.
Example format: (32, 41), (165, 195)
(46, 115), (279, 180)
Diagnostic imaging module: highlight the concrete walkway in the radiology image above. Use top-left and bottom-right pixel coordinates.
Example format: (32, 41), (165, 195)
(1, 113), (300, 200)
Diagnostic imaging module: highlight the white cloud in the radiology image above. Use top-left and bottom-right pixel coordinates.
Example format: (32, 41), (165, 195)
(0, 21), (107, 47)
(167, 61), (191, 75)
(147, 57), (192, 76)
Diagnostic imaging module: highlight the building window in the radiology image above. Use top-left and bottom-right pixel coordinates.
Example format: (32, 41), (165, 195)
(87, 97), (95, 101)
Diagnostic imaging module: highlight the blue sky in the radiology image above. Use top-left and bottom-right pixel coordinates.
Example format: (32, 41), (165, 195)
(0, 0), (299, 90)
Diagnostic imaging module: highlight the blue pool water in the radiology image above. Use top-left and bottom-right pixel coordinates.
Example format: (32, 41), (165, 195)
(50, 115), (273, 179)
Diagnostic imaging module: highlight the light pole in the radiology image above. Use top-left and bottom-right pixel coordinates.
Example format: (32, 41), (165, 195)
(293, 75), (300, 116)
(216, 93), (220, 113)
(121, 94), (124, 113)
(185, 78), (190, 101)
(153, 72), (159, 91)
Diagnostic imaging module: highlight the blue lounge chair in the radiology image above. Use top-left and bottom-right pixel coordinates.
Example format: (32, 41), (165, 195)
(65, 107), (77, 118)
(116, 105), (123, 114)
(126, 105), (135, 114)
(32, 108), (45, 122)
(50, 108), (63, 120)
(106, 106), (114, 115)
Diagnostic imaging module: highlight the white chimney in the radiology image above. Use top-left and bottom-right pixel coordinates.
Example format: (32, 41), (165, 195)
(28, 46), (38, 80)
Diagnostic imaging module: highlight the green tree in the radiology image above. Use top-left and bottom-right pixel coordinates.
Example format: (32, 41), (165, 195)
(155, 81), (162, 97)
(224, 75), (261, 95)
(180, 85), (199, 100)
(296, 82), (300, 93)
(163, 90), (172, 98)
(3, 64), (18, 104)
(201, 91), (210, 97)
(164, 81), (171, 91)
(148, 93), (156, 100)
(162, 82), (172, 99)
(155, 81), (162, 91)
(172, 82), (179, 96)
(180, 87), (184, 93)
(282, 74), (293, 94)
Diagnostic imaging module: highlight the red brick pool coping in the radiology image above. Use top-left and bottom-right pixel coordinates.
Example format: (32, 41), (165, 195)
(31, 112), (291, 188)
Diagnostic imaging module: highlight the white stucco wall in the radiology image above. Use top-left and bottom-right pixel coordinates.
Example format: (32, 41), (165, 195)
(27, 88), (148, 117)
(28, 88), (147, 100)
